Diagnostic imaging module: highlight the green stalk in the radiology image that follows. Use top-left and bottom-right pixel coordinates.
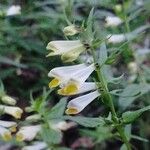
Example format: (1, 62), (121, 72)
(91, 47), (131, 150)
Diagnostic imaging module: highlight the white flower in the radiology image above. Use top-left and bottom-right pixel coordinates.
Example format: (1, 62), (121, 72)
(63, 25), (79, 36)
(58, 82), (97, 95)
(50, 121), (76, 131)
(105, 16), (122, 27)
(59, 64), (95, 95)
(25, 114), (41, 121)
(22, 142), (47, 150)
(0, 126), (12, 141)
(6, 5), (21, 16)
(65, 90), (100, 114)
(16, 125), (41, 141)
(107, 34), (126, 44)
(48, 63), (92, 88)
(0, 105), (23, 119)
(0, 120), (17, 132)
(1, 95), (16, 105)
(46, 40), (86, 62)
(128, 62), (138, 74)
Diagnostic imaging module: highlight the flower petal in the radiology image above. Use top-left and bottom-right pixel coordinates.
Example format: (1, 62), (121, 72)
(46, 40), (84, 56)
(0, 126), (12, 141)
(16, 125), (41, 141)
(48, 64), (89, 88)
(61, 45), (85, 62)
(0, 105), (23, 119)
(65, 90), (100, 114)
(61, 64), (95, 95)
(58, 82), (97, 95)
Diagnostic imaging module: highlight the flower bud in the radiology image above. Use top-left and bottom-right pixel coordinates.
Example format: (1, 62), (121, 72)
(1, 95), (16, 105)
(25, 114), (41, 121)
(63, 25), (79, 36)
(128, 62), (138, 74)
(115, 4), (122, 13)
(105, 16), (122, 27)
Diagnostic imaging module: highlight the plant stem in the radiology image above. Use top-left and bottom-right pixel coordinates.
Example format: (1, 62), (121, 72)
(91, 47), (131, 150)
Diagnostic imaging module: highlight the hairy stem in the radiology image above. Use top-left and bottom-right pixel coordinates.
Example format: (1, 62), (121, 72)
(91, 47), (131, 150)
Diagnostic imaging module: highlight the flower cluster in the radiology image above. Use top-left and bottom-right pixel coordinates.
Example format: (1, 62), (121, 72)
(0, 93), (23, 141)
(47, 26), (101, 115)
(16, 112), (76, 149)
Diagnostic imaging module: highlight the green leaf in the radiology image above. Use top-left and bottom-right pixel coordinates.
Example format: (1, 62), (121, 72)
(87, 8), (94, 34)
(124, 124), (131, 140)
(131, 135), (149, 143)
(81, 8), (94, 44)
(98, 43), (108, 65)
(120, 144), (128, 150)
(63, 116), (105, 127)
(41, 125), (62, 144)
(119, 84), (150, 110)
(0, 56), (28, 69)
(47, 98), (67, 119)
(80, 125), (113, 143)
(122, 105), (150, 124)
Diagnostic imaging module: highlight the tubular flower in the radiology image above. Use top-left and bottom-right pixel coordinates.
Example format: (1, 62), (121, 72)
(107, 34), (126, 44)
(65, 90), (100, 115)
(0, 105), (23, 119)
(46, 40), (86, 62)
(59, 64), (95, 95)
(63, 25), (79, 36)
(1, 95), (17, 105)
(16, 125), (41, 141)
(6, 5), (21, 16)
(58, 82), (97, 95)
(0, 126), (12, 141)
(48, 63), (93, 88)
(105, 16), (122, 27)
(50, 121), (76, 131)
(22, 142), (47, 150)
(25, 114), (41, 121)
(0, 120), (17, 132)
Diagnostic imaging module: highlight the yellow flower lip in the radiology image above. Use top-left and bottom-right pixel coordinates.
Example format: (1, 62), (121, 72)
(3, 132), (12, 141)
(9, 126), (17, 132)
(48, 78), (60, 88)
(16, 133), (24, 141)
(15, 110), (23, 119)
(58, 83), (78, 95)
(65, 107), (78, 115)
